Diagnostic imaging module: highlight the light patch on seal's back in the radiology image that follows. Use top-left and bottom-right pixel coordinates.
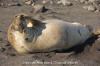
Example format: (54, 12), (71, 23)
(27, 22), (33, 27)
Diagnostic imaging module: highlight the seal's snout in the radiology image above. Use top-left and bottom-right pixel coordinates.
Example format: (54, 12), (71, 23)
(15, 13), (28, 19)
(15, 14), (25, 20)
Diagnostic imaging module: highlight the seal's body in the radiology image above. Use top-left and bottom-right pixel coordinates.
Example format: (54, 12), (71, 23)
(8, 14), (97, 54)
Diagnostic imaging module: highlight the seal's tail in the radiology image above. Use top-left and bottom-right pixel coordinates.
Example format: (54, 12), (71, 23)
(93, 29), (100, 35)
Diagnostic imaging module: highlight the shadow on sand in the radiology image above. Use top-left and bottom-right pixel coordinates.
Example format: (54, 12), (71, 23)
(55, 35), (99, 54)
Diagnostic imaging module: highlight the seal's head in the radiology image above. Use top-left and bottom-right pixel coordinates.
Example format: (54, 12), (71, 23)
(12, 13), (40, 33)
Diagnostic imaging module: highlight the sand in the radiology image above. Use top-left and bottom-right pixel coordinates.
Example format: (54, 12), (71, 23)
(0, 0), (100, 66)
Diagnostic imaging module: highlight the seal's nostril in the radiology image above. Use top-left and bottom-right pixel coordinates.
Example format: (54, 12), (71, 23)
(20, 15), (24, 19)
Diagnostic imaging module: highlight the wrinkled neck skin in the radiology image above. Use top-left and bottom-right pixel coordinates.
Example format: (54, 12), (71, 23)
(23, 23), (46, 43)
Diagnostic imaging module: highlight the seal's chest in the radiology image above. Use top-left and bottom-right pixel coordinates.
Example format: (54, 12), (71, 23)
(13, 31), (26, 47)
(12, 31), (31, 53)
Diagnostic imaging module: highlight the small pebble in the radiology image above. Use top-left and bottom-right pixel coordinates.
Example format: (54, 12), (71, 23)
(57, 1), (62, 4)
(25, 0), (33, 5)
(31, 3), (35, 6)
(42, 0), (46, 4)
(0, 47), (5, 52)
(61, 0), (72, 6)
(93, 1), (100, 6)
(87, 5), (96, 12)
(84, 1), (89, 4)
(42, 6), (48, 13)
(89, 0), (96, 2)
(33, 4), (43, 13)
(33, 4), (48, 13)
(8, 3), (21, 6)
(42, 0), (49, 4)
(83, 6), (89, 10)
(66, 1), (73, 6)
(80, 0), (87, 3)
(61, 0), (67, 5)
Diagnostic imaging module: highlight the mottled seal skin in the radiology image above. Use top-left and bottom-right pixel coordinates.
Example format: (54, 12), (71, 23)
(8, 13), (99, 54)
